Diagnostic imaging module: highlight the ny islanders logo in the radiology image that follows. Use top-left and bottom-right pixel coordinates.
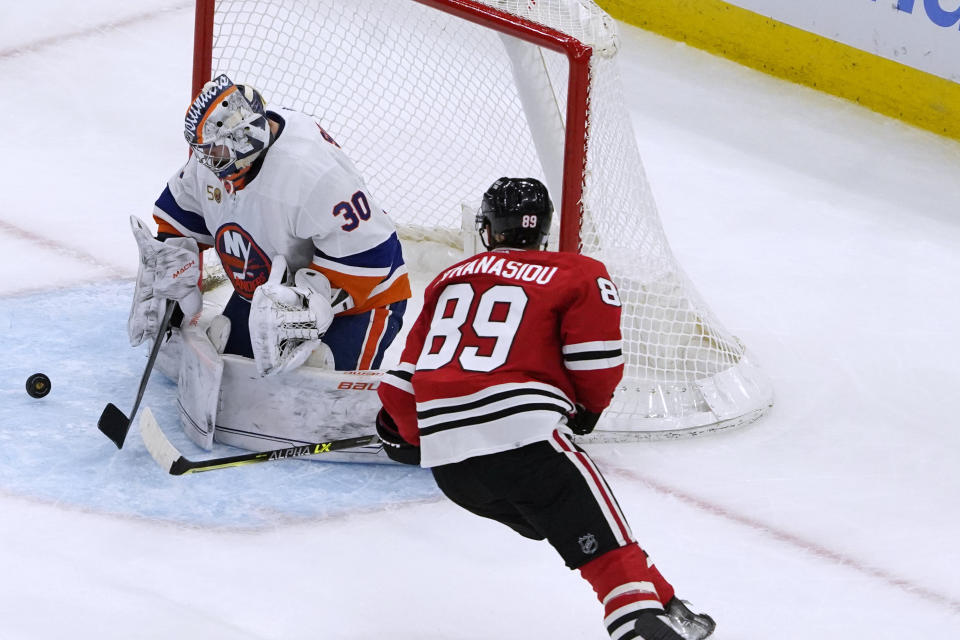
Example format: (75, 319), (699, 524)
(215, 223), (271, 300)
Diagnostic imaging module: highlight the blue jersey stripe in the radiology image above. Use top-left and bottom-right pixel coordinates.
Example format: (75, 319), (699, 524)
(314, 232), (406, 275)
(155, 186), (212, 237)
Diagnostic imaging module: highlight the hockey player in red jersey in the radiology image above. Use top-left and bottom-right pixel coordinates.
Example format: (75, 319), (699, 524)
(377, 177), (716, 640)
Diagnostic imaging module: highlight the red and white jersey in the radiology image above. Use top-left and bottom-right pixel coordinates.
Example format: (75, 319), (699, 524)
(379, 248), (624, 467)
(152, 108), (410, 314)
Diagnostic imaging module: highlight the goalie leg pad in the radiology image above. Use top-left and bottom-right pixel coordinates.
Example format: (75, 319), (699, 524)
(206, 314), (231, 355)
(176, 323), (226, 450)
(214, 356), (385, 454)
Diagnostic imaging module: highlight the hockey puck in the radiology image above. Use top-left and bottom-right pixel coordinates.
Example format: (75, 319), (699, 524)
(26, 373), (51, 399)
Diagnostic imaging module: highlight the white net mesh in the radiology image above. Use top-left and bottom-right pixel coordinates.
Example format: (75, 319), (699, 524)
(211, 0), (547, 229)
(202, 0), (773, 437)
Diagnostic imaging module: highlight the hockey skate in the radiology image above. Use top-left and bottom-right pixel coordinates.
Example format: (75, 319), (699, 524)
(634, 597), (716, 640)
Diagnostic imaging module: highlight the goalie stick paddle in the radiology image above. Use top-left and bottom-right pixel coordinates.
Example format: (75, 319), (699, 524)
(97, 300), (176, 449)
(139, 407), (381, 475)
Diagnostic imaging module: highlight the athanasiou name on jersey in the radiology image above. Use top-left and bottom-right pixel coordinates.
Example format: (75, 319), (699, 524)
(440, 254), (558, 285)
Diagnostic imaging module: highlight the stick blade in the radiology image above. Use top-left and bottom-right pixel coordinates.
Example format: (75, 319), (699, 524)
(140, 407), (186, 475)
(98, 403), (131, 449)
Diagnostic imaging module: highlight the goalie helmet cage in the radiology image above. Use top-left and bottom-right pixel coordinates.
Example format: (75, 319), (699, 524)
(191, 0), (774, 440)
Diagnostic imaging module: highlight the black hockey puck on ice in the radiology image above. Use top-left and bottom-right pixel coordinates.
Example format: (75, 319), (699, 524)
(26, 373), (51, 398)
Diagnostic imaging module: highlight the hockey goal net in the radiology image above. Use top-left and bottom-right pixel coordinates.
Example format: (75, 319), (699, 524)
(192, 0), (773, 439)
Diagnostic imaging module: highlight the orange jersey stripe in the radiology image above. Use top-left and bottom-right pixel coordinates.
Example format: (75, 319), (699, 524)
(360, 275), (412, 314)
(152, 216), (213, 251)
(154, 218), (181, 237)
(312, 266), (411, 315)
(358, 307), (390, 370)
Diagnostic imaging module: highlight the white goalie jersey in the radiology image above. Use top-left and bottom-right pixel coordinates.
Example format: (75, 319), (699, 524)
(152, 107), (410, 315)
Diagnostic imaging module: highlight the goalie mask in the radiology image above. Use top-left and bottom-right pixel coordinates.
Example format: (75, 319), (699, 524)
(476, 177), (553, 250)
(184, 74), (271, 180)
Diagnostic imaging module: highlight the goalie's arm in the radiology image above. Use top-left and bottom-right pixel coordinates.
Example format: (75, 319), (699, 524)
(307, 226), (410, 316)
(152, 157), (215, 248)
(294, 161), (410, 315)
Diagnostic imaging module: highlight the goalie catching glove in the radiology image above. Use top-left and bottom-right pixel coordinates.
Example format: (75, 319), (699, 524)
(128, 215), (202, 346)
(249, 255), (335, 377)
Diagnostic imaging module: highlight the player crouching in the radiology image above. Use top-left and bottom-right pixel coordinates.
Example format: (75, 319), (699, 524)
(376, 177), (716, 639)
(125, 75), (409, 459)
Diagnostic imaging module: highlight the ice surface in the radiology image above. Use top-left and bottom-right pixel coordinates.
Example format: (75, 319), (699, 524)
(0, 3), (958, 638)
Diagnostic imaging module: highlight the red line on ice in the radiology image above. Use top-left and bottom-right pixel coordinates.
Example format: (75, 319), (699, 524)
(613, 467), (960, 614)
(0, 3), (192, 60)
(0, 219), (129, 280)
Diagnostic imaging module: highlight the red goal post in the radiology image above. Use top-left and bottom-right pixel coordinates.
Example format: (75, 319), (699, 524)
(190, 0), (774, 439)
(193, 0), (591, 254)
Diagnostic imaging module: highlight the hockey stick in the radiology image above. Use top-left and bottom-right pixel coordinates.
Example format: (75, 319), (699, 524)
(97, 300), (176, 449)
(139, 407), (380, 475)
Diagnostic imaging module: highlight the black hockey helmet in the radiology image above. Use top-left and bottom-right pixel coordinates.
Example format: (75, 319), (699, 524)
(476, 177), (553, 250)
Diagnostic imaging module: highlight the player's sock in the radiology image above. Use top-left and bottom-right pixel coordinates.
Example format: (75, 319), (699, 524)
(579, 543), (676, 639)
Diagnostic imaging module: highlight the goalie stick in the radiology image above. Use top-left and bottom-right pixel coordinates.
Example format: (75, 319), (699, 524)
(139, 407), (380, 475)
(98, 300), (176, 449)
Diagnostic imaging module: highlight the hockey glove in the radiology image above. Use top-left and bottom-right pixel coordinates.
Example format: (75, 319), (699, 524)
(128, 215), (202, 347)
(567, 403), (602, 436)
(249, 255), (335, 377)
(375, 409), (421, 466)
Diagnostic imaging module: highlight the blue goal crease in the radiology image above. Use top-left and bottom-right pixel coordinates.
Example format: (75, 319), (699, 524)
(0, 282), (438, 528)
